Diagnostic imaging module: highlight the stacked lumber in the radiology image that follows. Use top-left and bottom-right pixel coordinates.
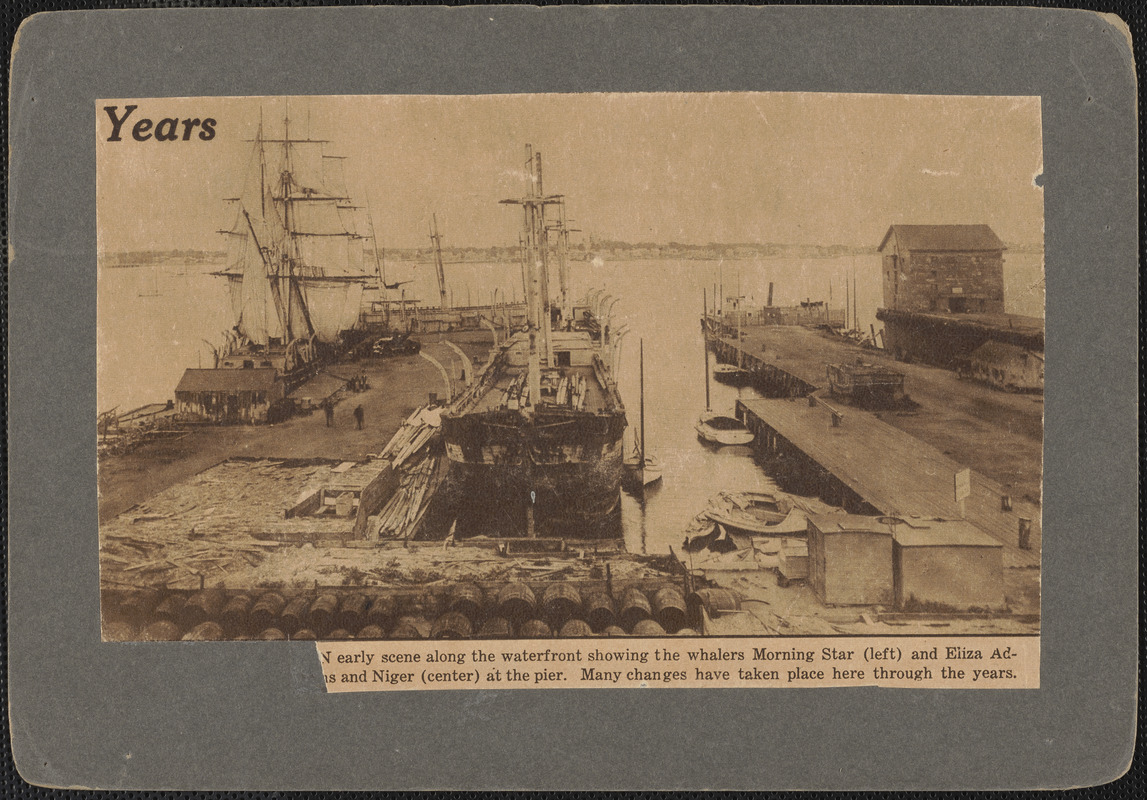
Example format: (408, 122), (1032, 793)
(378, 406), (442, 468)
(370, 405), (449, 541)
(371, 453), (448, 541)
(502, 372), (527, 410)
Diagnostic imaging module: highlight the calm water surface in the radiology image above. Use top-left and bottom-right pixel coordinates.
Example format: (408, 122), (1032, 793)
(98, 254), (1044, 551)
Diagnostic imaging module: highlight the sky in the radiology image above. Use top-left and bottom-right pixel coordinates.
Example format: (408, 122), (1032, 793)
(96, 92), (1044, 252)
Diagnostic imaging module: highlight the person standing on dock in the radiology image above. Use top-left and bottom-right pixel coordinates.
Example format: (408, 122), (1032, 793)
(323, 400), (334, 427)
(353, 405), (364, 430)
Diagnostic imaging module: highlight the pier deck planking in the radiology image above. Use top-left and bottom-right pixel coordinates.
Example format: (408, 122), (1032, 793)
(709, 321), (1044, 504)
(737, 396), (1041, 568)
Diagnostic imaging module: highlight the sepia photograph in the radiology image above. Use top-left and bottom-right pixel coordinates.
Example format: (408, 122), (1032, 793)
(96, 92), (1044, 657)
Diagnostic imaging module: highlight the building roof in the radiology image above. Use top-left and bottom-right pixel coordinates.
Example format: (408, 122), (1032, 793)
(891, 518), (1003, 548)
(175, 368), (280, 393)
(806, 513), (894, 536)
(878, 224), (1006, 253)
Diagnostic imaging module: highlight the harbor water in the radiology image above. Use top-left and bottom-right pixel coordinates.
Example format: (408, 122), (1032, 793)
(98, 253), (1045, 555)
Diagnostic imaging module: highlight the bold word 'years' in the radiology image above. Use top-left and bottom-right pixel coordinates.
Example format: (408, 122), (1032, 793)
(104, 105), (216, 142)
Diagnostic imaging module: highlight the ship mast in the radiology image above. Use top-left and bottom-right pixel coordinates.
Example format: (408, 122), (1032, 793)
(547, 200), (577, 329)
(430, 213), (448, 309)
(501, 144), (562, 410)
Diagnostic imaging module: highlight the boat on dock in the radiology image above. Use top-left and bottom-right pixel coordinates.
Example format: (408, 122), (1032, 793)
(825, 361), (906, 407)
(440, 146), (628, 539)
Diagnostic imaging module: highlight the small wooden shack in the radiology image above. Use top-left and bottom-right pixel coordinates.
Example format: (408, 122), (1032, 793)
(174, 368), (284, 424)
(963, 340), (1044, 392)
(806, 514), (894, 606)
(892, 519), (1005, 611)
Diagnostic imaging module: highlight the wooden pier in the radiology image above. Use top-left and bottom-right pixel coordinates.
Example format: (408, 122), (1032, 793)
(736, 396), (1041, 567)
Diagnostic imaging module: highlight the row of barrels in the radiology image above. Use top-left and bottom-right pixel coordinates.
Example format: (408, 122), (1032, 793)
(102, 584), (740, 641)
(441, 582), (692, 634)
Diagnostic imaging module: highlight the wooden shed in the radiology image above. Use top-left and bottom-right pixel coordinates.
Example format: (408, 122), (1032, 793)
(806, 514), (894, 606)
(175, 368), (284, 424)
(963, 340), (1044, 393)
(892, 519), (1005, 611)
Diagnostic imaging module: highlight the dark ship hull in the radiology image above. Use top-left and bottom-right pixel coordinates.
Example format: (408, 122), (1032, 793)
(442, 406), (626, 539)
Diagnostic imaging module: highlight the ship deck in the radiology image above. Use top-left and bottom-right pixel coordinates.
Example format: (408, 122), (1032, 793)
(471, 364), (613, 414)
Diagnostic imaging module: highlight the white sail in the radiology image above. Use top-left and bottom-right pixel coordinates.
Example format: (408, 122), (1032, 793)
(217, 108), (371, 346)
(302, 280), (364, 342)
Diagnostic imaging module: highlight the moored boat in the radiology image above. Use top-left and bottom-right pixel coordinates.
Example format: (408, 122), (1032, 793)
(711, 363), (753, 386)
(695, 411), (754, 446)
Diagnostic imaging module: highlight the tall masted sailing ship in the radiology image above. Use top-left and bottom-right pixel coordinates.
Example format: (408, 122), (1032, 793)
(210, 107), (372, 389)
(441, 146), (628, 539)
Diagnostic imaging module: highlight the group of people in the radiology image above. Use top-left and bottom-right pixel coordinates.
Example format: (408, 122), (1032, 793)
(321, 398), (365, 430)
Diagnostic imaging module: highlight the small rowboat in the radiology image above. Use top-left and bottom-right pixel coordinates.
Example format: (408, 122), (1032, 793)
(695, 411), (754, 446)
(712, 363), (753, 386)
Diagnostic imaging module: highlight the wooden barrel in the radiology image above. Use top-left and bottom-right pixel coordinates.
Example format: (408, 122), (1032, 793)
(250, 592), (286, 632)
(308, 593), (339, 636)
(327, 629), (352, 640)
(477, 617), (513, 639)
(496, 583), (537, 622)
(518, 619), (553, 638)
(631, 619), (666, 636)
(182, 588), (226, 628)
(220, 594), (253, 637)
(600, 625), (628, 637)
(619, 587), (652, 630)
(103, 621), (136, 641)
(653, 586), (688, 633)
(116, 588), (160, 627)
(257, 627), (286, 641)
(356, 624), (386, 640)
(431, 611), (474, 639)
(152, 593), (187, 624)
(585, 592), (617, 632)
(364, 595), (396, 630)
(182, 621), (225, 641)
(292, 628), (317, 640)
(558, 619), (594, 638)
(279, 596), (311, 635)
(140, 620), (182, 641)
(543, 583), (583, 627)
(448, 583), (486, 624)
(688, 588), (741, 621)
(676, 628), (699, 636)
(336, 593), (370, 633)
(389, 616), (424, 639)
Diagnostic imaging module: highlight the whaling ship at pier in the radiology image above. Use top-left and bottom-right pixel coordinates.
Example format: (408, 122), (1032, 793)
(176, 109), (373, 423)
(441, 146), (628, 539)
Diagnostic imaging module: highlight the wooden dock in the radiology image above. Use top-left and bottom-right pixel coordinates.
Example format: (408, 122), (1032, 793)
(737, 396), (1041, 568)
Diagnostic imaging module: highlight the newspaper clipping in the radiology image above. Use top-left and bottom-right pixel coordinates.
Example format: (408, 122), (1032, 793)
(96, 93), (1043, 690)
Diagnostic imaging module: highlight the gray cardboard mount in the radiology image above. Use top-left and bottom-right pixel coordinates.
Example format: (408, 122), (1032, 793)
(7, 6), (1138, 791)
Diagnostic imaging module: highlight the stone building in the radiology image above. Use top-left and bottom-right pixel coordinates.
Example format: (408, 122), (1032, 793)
(878, 224), (1006, 314)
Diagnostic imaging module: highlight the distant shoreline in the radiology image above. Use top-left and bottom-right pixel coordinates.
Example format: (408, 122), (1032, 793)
(99, 241), (1044, 268)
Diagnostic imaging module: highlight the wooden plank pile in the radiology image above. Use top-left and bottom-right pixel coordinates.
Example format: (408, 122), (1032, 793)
(100, 460), (353, 589)
(501, 372), (528, 409)
(555, 374), (587, 410)
(370, 406), (448, 541)
(378, 405), (441, 468)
